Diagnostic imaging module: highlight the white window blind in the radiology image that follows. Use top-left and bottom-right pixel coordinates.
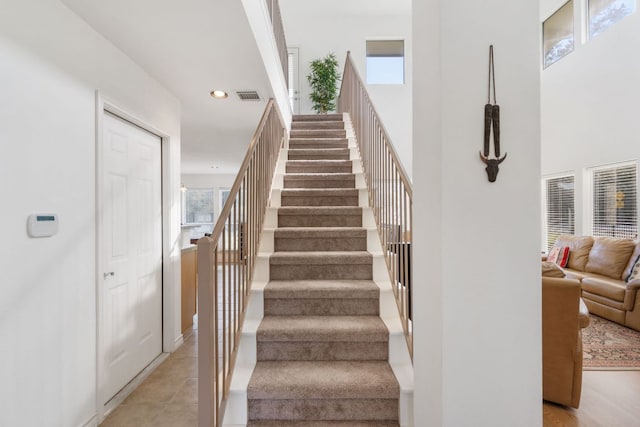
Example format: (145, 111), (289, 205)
(366, 40), (405, 84)
(592, 163), (637, 239)
(545, 175), (575, 250)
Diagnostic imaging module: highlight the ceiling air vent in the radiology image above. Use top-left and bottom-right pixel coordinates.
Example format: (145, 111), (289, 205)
(235, 90), (261, 101)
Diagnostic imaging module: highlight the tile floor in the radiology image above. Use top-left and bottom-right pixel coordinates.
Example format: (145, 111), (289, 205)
(100, 327), (198, 427)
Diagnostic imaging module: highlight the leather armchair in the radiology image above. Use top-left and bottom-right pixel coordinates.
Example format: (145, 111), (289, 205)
(542, 277), (590, 408)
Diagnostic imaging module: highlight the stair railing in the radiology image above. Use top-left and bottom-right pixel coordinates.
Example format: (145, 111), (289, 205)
(198, 99), (286, 427)
(266, 0), (289, 87)
(338, 52), (414, 359)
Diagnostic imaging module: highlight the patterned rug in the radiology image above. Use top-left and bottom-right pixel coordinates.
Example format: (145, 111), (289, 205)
(582, 315), (640, 370)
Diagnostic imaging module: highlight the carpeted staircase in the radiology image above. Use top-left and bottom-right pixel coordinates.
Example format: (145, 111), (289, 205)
(246, 114), (400, 426)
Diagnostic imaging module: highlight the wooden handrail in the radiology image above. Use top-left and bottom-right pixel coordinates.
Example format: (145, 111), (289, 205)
(338, 52), (414, 358)
(198, 99), (286, 426)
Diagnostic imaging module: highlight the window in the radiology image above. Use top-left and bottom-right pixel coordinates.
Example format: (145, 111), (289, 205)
(591, 163), (637, 239)
(366, 40), (404, 84)
(183, 188), (215, 238)
(543, 1), (574, 68)
(589, 0), (636, 38)
(544, 175), (576, 251)
(220, 188), (231, 213)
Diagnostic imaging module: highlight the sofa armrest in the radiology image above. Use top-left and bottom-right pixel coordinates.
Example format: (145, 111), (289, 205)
(623, 279), (640, 310)
(579, 298), (590, 328)
(542, 277), (583, 408)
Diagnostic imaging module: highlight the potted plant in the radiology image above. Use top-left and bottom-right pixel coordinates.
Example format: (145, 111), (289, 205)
(307, 53), (341, 114)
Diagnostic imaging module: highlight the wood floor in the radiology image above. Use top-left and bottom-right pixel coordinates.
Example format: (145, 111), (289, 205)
(543, 370), (640, 426)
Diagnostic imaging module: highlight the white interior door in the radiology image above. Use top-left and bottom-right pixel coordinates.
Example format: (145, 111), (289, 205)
(288, 47), (300, 114)
(101, 111), (163, 404)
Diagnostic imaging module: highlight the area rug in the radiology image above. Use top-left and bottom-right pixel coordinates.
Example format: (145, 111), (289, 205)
(582, 315), (640, 370)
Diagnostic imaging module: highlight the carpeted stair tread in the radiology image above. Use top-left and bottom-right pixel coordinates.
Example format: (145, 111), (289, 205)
(264, 280), (379, 299)
(281, 188), (358, 196)
(248, 421), (399, 427)
(289, 138), (348, 144)
(257, 316), (388, 342)
(286, 160), (353, 174)
(284, 173), (355, 189)
(293, 114), (343, 121)
(288, 151), (350, 161)
(281, 189), (359, 207)
(277, 207), (363, 227)
(274, 227), (365, 238)
(274, 228), (366, 252)
(247, 361), (399, 400)
(290, 129), (347, 138)
(278, 206), (362, 216)
(285, 172), (355, 179)
(270, 251), (372, 265)
(291, 121), (345, 130)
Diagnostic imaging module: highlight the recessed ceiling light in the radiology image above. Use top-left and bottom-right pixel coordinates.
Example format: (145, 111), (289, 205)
(210, 90), (228, 99)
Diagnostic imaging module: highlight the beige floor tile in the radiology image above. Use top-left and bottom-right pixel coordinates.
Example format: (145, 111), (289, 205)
(151, 402), (198, 427)
(102, 327), (198, 425)
(100, 401), (163, 427)
(171, 378), (198, 406)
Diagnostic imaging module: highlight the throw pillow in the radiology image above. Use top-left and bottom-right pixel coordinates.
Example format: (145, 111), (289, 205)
(547, 247), (561, 264)
(556, 246), (570, 267)
(542, 261), (565, 278)
(627, 255), (640, 283)
(547, 246), (570, 267)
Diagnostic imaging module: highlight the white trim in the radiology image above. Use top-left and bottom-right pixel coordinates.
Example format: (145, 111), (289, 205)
(81, 415), (98, 427)
(95, 92), (179, 423)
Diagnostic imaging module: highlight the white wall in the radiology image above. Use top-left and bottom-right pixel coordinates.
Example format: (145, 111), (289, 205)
(279, 3), (413, 177)
(541, 0), (640, 236)
(0, 1), (181, 426)
(413, 0), (541, 425)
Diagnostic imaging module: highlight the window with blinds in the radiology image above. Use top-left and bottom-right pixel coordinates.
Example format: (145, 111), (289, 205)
(366, 40), (405, 84)
(545, 175), (576, 250)
(592, 163), (637, 239)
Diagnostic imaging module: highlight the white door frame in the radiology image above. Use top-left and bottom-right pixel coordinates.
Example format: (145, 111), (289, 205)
(95, 92), (180, 422)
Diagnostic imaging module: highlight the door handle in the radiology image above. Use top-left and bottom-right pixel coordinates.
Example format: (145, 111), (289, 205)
(104, 272), (115, 279)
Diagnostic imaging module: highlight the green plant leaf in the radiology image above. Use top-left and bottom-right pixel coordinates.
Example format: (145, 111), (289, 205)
(306, 53), (341, 113)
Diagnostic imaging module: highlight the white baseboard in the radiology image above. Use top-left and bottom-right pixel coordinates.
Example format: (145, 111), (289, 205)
(81, 415), (98, 427)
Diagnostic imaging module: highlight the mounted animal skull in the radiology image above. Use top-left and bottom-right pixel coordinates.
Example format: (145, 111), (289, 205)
(479, 151), (507, 183)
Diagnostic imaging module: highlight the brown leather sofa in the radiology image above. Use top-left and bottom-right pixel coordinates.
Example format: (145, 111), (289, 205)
(552, 234), (640, 331)
(542, 276), (590, 408)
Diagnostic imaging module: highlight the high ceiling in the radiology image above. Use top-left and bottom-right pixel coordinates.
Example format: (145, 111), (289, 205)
(61, 0), (407, 175)
(61, 0), (273, 175)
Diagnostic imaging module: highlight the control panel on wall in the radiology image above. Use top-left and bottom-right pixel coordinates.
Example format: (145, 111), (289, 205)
(27, 214), (58, 238)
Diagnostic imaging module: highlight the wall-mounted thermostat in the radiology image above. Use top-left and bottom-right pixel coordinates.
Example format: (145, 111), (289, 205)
(27, 214), (58, 238)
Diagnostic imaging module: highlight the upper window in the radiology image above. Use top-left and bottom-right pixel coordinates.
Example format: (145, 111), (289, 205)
(588, 0), (636, 38)
(544, 175), (576, 251)
(183, 188), (215, 238)
(543, 1), (575, 68)
(366, 40), (404, 85)
(591, 163), (637, 239)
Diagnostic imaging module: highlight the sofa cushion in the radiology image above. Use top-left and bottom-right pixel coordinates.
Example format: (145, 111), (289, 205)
(542, 261), (565, 278)
(581, 276), (626, 302)
(554, 235), (594, 272)
(585, 236), (636, 279)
